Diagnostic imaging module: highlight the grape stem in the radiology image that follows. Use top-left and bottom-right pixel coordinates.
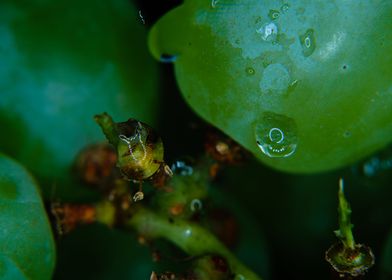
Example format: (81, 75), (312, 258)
(94, 113), (120, 146)
(334, 178), (355, 250)
(125, 205), (263, 280)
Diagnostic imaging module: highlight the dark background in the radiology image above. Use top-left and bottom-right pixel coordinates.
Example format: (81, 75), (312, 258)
(54, 1), (392, 279)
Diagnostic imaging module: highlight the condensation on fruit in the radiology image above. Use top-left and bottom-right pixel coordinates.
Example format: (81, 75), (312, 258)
(254, 112), (298, 158)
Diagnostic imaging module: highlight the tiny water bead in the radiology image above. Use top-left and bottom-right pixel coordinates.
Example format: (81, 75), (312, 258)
(268, 10), (280, 20)
(300, 29), (316, 57)
(256, 22), (278, 42)
(159, 53), (177, 63)
(245, 67), (255, 76)
(280, 3), (290, 13)
(254, 112), (298, 158)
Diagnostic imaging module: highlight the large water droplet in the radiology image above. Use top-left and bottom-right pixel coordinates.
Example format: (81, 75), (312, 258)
(159, 54), (177, 63)
(256, 22), (278, 42)
(255, 112), (298, 158)
(300, 29), (316, 57)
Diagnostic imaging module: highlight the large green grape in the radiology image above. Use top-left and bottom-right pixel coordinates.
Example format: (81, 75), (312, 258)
(0, 154), (55, 280)
(149, 0), (392, 173)
(0, 0), (159, 198)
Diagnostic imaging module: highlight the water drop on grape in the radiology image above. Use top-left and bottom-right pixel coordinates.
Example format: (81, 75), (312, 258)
(255, 112), (298, 158)
(268, 10), (280, 20)
(300, 29), (316, 57)
(245, 67), (256, 76)
(281, 3), (290, 13)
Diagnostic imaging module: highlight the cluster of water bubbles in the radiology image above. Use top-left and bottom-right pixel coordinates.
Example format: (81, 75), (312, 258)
(171, 160), (194, 176)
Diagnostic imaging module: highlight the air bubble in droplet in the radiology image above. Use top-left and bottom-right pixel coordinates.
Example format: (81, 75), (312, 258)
(245, 67), (256, 76)
(256, 22), (278, 42)
(171, 160), (193, 176)
(255, 112), (298, 158)
(299, 29), (316, 57)
(268, 10), (280, 20)
(159, 54), (177, 63)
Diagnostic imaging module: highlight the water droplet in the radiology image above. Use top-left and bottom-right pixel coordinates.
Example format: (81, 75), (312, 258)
(255, 112), (298, 158)
(190, 199), (203, 212)
(256, 22), (278, 42)
(259, 64), (290, 94)
(159, 54), (177, 63)
(281, 3), (290, 13)
(300, 29), (316, 57)
(245, 67), (256, 76)
(268, 10), (280, 20)
(211, 0), (219, 8)
(171, 160), (193, 176)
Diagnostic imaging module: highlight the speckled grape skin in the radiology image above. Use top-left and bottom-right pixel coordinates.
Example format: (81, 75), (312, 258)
(149, 0), (392, 173)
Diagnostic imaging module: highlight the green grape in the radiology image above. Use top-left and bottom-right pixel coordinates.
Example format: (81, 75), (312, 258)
(0, 154), (55, 280)
(0, 0), (159, 198)
(149, 0), (392, 173)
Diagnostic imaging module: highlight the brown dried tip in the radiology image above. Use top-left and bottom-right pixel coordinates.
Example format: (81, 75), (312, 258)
(205, 129), (249, 165)
(325, 242), (375, 277)
(150, 164), (173, 188)
(74, 143), (117, 187)
(51, 203), (96, 235)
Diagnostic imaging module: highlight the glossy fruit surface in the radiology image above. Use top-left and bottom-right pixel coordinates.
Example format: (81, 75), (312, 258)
(0, 0), (159, 197)
(149, 0), (392, 173)
(0, 154), (55, 280)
